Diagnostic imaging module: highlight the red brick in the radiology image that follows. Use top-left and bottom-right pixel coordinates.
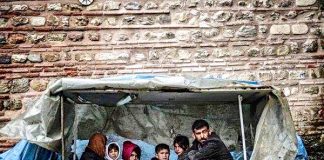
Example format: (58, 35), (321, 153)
(0, 95), (9, 99)
(106, 70), (118, 75)
(92, 71), (105, 75)
(39, 72), (59, 77)
(53, 62), (65, 67)
(66, 71), (78, 76)
(65, 62), (75, 67)
(94, 65), (117, 70)
(79, 71), (93, 76)
(64, 67), (78, 71)
(307, 64), (317, 68)
(0, 117), (11, 122)
(311, 54), (324, 59)
(0, 142), (15, 148)
(0, 49), (29, 54)
(34, 63), (54, 67)
(0, 64), (33, 68)
(0, 44), (18, 49)
(5, 75), (23, 80)
(0, 69), (12, 74)
(44, 68), (63, 72)
(29, 68), (43, 72)
(12, 68), (29, 73)
(21, 73), (40, 78)
(32, 44), (52, 48)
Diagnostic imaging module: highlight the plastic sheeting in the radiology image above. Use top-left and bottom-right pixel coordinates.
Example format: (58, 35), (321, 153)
(295, 134), (308, 160)
(0, 140), (61, 160)
(250, 91), (298, 159)
(0, 134), (308, 160)
(0, 75), (298, 159)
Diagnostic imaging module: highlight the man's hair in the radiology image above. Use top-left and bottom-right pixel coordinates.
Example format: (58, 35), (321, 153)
(155, 143), (170, 154)
(108, 143), (119, 152)
(173, 135), (189, 150)
(192, 119), (209, 132)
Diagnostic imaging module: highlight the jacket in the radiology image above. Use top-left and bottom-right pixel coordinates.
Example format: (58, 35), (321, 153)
(80, 147), (106, 160)
(183, 132), (233, 160)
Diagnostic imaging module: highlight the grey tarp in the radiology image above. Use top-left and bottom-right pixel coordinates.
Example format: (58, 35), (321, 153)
(0, 75), (297, 159)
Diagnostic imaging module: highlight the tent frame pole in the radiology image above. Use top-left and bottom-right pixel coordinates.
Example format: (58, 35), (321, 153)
(73, 104), (78, 160)
(238, 95), (247, 160)
(61, 96), (65, 160)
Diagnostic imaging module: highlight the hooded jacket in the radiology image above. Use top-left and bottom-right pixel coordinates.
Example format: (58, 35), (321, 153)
(183, 132), (233, 160)
(122, 141), (141, 160)
(105, 142), (121, 160)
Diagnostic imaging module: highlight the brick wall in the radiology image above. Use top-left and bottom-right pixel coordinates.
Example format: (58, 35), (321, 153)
(0, 0), (323, 158)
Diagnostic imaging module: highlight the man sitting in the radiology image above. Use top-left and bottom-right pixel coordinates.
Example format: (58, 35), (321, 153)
(183, 119), (233, 160)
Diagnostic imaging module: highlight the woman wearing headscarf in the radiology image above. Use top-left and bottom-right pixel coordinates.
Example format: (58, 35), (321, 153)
(122, 141), (141, 160)
(81, 132), (107, 160)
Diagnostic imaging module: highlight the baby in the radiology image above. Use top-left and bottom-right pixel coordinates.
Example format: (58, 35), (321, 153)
(106, 142), (120, 160)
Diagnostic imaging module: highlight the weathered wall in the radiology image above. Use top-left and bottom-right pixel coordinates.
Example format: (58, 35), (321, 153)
(0, 0), (323, 158)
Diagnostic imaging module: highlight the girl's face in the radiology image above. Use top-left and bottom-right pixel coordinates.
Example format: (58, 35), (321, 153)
(108, 148), (118, 160)
(174, 143), (184, 155)
(129, 151), (139, 160)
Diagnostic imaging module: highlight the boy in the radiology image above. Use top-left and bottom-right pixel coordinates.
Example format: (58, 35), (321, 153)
(152, 143), (170, 160)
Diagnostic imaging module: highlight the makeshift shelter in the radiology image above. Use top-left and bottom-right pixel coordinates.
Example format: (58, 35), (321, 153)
(0, 75), (298, 160)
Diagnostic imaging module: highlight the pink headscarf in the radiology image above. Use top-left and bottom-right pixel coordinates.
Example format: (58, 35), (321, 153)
(122, 141), (141, 160)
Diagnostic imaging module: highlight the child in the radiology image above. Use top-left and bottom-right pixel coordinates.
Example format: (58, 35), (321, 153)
(122, 141), (141, 160)
(173, 135), (189, 157)
(152, 143), (170, 160)
(106, 142), (120, 160)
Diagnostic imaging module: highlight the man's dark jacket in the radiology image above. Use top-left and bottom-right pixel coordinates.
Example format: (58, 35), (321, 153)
(80, 147), (105, 160)
(181, 132), (233, 160)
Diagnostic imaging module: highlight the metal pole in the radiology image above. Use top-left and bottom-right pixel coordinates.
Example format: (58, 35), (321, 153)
(238, 95), (247, 160)
(61, 96), (65, 160)
(73, 105), (78, 160)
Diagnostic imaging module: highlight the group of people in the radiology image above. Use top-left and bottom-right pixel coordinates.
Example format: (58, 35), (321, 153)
(79, 134), (141, 160)
(79, 119), (233, 160)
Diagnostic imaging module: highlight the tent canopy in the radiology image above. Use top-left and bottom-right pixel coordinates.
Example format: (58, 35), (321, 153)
(0, 75), (297, 160)
(63, 89), (273, 105)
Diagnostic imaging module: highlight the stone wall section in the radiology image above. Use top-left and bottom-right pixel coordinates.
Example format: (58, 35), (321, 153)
(0, 0), (323, 158)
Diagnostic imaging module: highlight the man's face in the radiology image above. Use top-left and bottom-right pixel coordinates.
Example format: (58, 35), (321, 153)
(156, 149), (170, 160)
(129, 151), (138, 160)
(174, 143), (184, 155)
(192, 126), (210, 144)
(108, 148), (118, 160)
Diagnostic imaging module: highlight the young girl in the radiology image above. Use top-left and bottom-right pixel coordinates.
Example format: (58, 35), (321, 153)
(122, 141), (141, 160)
(173, 135), (189, 159)
(106, 142), (120, 160)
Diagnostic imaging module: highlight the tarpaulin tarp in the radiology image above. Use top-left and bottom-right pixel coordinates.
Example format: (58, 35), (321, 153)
(0, 140), (61, 160)
(0, 134), (308, 160)
(0, 75), (298, 159)
(295, 134), (308, 160)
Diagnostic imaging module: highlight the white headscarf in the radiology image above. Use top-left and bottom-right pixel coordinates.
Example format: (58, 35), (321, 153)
(105, 142), (121, 160)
